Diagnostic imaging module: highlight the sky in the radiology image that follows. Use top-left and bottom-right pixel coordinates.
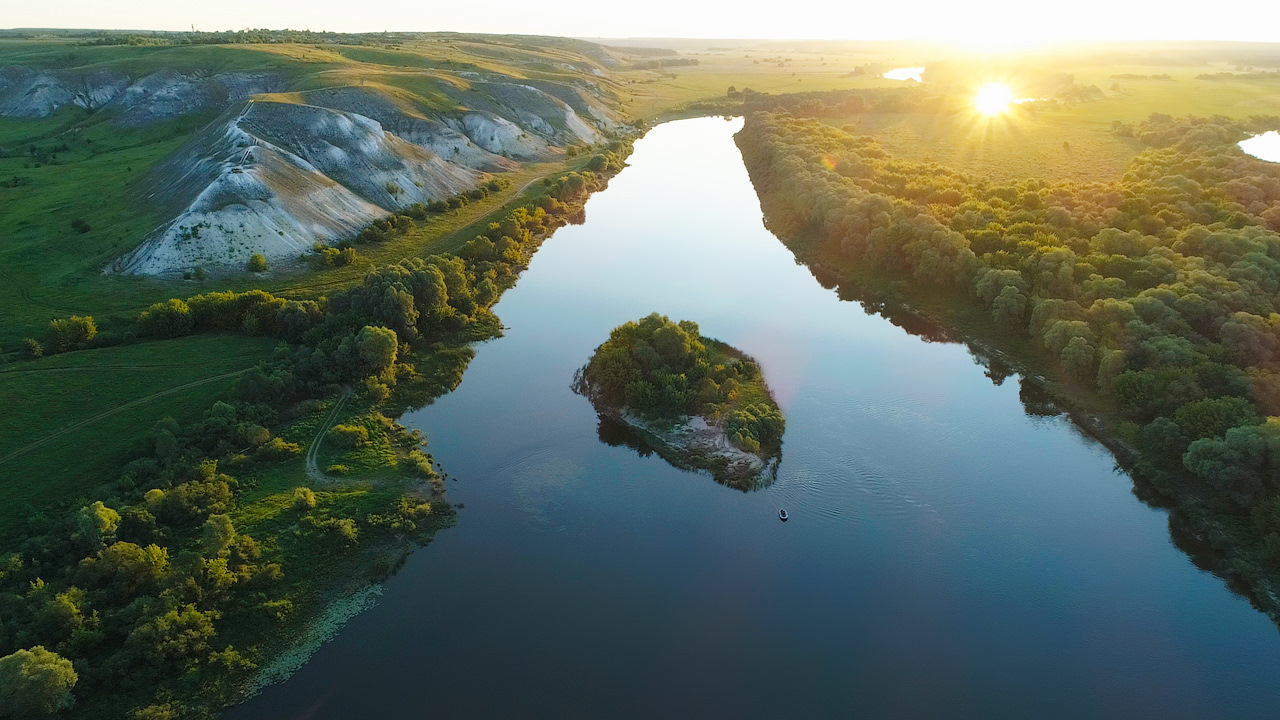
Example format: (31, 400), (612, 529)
(4, 0), (1279, 44)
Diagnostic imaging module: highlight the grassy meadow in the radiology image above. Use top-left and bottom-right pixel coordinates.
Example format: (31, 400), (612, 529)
(0, 334), (276, 541)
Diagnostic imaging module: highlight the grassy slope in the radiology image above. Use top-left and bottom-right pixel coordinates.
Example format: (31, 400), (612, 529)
(0, 334), (276, 541)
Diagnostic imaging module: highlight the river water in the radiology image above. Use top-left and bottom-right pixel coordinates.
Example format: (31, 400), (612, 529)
(1241, 131), (1280, 163)
(228, 117), (1280, 719)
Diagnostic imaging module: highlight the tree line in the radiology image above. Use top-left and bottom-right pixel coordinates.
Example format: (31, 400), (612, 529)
(736, 107), (1280, 593)
(0, 142), (633, 718)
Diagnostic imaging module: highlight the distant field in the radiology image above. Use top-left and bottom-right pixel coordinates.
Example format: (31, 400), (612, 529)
(1069, 64), (1280, 120)
(828, 111), (1142, 183)
(0, 335), (276, 539)
(618, 49), (906, 119)
(819, 64), (1280, 182)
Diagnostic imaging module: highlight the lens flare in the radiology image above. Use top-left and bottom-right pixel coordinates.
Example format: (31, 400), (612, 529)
(974, 83), (1014, 115)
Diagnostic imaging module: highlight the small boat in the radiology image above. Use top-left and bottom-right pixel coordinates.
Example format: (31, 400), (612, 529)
(779, 509), (788, 522)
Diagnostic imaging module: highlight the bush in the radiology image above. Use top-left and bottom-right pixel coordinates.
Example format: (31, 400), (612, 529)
(23, 338), (42, 359)
(292, 487), (316, 510)
(257, 437), (301, 460)
(46, 316), (96, 353)
(246, 254), (268, 272)
(327, 424), (369, 448)
(326, 464), (349, 476)
(136, 299), (193, 338)
(309, 517), (358, 544)
(403, 449), (436, 479)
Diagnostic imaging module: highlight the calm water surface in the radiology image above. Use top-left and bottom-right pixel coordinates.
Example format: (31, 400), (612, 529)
(229, 117), (1280, 719)
(1241, 131), (1280, 163)
(882, 66), (925, 82)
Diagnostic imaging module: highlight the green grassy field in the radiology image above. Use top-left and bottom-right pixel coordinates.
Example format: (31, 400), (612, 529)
(819, 65), (1280, 182)
(0, 334), (276, 540)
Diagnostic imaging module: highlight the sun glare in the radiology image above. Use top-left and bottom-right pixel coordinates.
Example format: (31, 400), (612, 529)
(974, 83), (1014, 115)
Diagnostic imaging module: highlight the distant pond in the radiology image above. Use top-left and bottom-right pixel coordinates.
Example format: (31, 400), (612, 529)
(227, 117), (1280, 720)
(1240, 131), (1280, 163)
(882, 66), (925, 82)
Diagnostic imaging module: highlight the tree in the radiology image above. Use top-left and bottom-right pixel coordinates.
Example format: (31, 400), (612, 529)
(201, 514), (237, 557)
(126, 605), (218, 669)
(76, 501), (120, 549)
(1184, 423), (1280, 507)
(356, 325), (398, 378)
(137, 299), (193, 338)
(85, 542), (169, 592)
(1173, 396), (1259, 440)
(0, 646), (77, 717)
(246, 254), (268, 272)
(45, 316), (96, 353)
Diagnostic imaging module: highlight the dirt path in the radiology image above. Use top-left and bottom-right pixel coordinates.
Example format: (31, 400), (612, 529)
(0, 368), (251, 466)
(305, 387), (351, 483)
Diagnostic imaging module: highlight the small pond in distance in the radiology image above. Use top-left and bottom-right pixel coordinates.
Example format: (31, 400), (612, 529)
(882, 66), (925, 82)
(1241, 131), (1280, 163)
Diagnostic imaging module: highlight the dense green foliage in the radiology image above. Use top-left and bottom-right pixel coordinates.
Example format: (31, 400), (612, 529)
(0, 143), (631, 717)
(580, 313), (782, 454)
(738, 106), (1280, 585)
(0, 646), (78, 717)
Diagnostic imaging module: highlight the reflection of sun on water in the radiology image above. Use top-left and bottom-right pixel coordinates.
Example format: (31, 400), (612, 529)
(974, 83), (1013, 115)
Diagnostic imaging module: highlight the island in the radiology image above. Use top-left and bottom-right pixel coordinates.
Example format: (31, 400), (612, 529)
(574, 313), (784, 488)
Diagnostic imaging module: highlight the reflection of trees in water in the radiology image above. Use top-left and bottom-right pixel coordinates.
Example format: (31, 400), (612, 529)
(596, 414), (656, 457)
(983, 358), (1014, 386)
(594, 414), (779, 492)
(801, 260), (1265, 609)
(1018, 378), (1063, 418)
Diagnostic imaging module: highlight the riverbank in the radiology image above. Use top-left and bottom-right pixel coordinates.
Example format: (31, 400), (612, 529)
(738, 133), (1280, 626)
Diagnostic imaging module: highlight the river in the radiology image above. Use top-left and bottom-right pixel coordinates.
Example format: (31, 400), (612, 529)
(228, 117), (1280, 719)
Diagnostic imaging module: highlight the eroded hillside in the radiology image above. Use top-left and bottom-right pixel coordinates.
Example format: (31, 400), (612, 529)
(0, 35), (637, 275)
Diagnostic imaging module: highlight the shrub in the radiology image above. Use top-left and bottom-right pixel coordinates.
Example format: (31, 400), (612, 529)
(403, 449), (436, 478)
(292, 487), (317, 510)
(327, 424), (369, 448)
(309, 517), (358, 544)
(23, 338), (42, 358)
(246, 254), (268, 272)
(45, 316), (96, 353)
(257, 437), (301, 460)
(136, 299), (193, 338)
(326, 464), (349, 476)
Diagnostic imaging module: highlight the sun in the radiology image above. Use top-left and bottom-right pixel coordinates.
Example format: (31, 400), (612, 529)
(974, 83), (1014, 115)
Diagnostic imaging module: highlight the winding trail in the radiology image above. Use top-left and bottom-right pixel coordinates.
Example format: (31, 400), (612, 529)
(0, 368), (251, 466)
(305, 387), (351, 483)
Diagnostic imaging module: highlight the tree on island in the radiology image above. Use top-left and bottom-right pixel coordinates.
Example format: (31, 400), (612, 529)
(579, 313), (784, 456)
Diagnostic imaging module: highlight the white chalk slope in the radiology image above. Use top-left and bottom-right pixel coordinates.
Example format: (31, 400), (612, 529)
(112, 100), (482, 275)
